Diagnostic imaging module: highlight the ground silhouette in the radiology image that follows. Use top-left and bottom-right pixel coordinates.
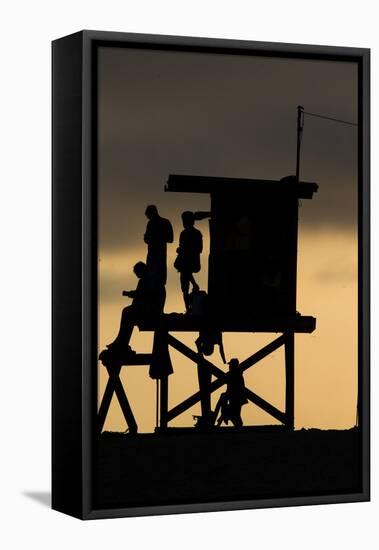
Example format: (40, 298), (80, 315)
(95, 427), (361, 509)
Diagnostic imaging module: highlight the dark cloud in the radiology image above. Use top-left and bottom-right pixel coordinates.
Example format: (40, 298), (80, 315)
(98, 47), (358, 252)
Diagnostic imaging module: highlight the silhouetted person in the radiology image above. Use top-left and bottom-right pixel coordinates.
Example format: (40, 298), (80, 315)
(196, 328), (226, 363)
(105, 262), (165, 358)
(214, 358), (247, 427)
(174, 211), (203, 311)
(144, 205), (174, 286)
(191, 289), (226, 363)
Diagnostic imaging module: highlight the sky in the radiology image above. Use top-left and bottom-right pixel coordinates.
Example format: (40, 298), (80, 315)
(97, 45), (358, 433)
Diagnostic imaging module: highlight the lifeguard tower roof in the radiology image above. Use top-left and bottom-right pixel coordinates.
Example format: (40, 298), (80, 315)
(165, 174), (318, 199)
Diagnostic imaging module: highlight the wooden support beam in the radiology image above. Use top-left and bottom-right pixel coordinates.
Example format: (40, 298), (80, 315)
(97, 373), (116, 433)
(197, 360), (212, 420)
(98, 364), (138, 434)
(245, 388), (287, 424)
(112, 375), (138, 433)
(168, 333), (218, 421)
(114, 353), (152, 366)
(160, 376), (168, 429)
(139, 315), (316, 334)
(166, 387), (206, 422)
(155, 380), (160, 430)
(285, 332), (295, 428)
(239, 334), (286, 372)
(166, 334), (286, 422)
(167, 334), (224, 378)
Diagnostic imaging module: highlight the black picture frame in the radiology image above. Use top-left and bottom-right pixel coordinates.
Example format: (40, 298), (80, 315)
(52, 30), (370, 519)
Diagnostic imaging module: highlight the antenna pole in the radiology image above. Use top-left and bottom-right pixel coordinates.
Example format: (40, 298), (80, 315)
(296, 105), (304, 183)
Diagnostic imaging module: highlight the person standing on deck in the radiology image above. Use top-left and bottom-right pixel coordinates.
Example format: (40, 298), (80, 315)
(174, 211), (203, 312)
(144, 205), (174, 287)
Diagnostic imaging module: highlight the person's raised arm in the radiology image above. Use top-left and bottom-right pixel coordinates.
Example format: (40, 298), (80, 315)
(122, 290), (136, 298)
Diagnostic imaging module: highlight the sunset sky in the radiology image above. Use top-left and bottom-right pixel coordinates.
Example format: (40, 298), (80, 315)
(97, 45), (358, 433)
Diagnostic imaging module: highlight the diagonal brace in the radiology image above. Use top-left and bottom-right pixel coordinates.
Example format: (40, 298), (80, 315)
(166, 334), (286, 422)
(98, 364), (138, 433)
(167, 334), (225, 378)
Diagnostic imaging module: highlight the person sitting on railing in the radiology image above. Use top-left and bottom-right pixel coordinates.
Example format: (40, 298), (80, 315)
(101, 261), (165, 361)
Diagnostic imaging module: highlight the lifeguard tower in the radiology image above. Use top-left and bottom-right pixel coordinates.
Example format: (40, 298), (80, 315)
(98, 173), (318, 433)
